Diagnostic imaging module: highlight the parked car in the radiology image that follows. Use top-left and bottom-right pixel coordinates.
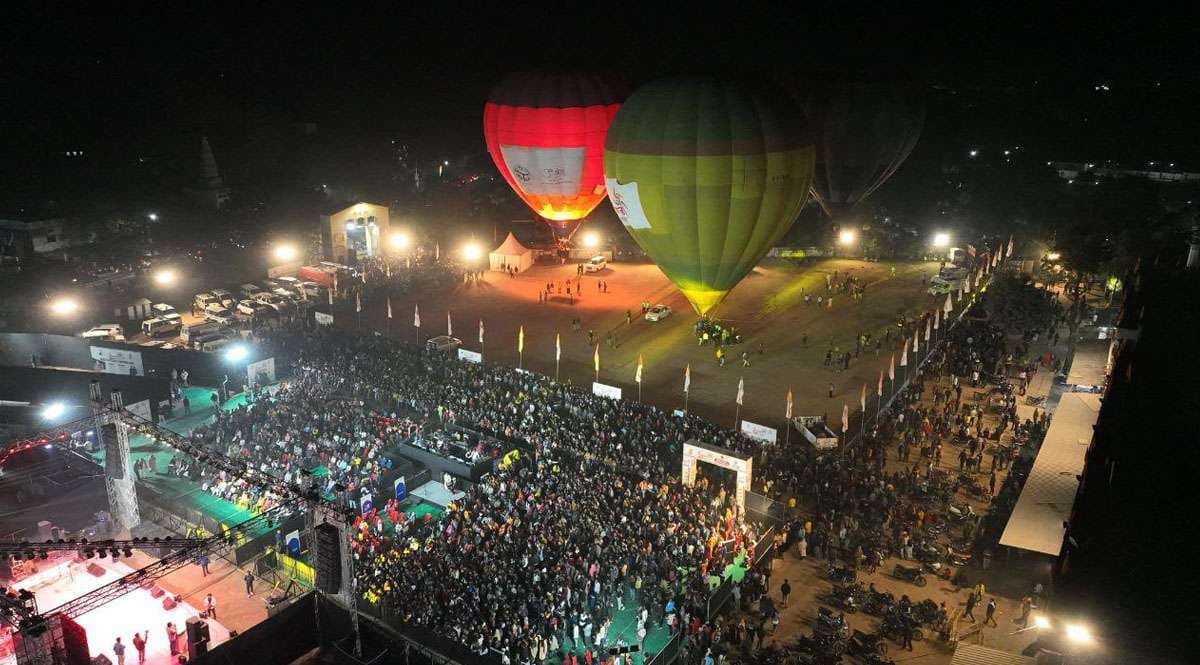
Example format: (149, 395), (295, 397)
(298, 281), (324, 297)
(141, 317), (181, 337)
(240, 283), (263, 298)
(426, 335), (462, 353)
(210, 288), (236, 307)
(204, 304), (236, 325)
(194, 292), (220, 310)
(645, 304), (672, 322)
(151, 303), (177, 317)
(80, 324), (125, 341)
(584, 255), (607, 272)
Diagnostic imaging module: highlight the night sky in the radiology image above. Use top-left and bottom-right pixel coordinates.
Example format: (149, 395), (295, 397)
(4, 5), (1200, 198)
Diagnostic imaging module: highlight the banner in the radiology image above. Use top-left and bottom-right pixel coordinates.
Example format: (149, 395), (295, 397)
(457, 348), (482, 364)
(592, 382), (622, 400)
(393, 476), (407, 501)
(286, 529), (301, 556)
(314, 311), (334, 326)
(126, 399), (152, 423)
(90, 346), (144, 376)
(360, 490), (374, 515)
(740, 420), (777, 444)
(247, 357), (276, 386)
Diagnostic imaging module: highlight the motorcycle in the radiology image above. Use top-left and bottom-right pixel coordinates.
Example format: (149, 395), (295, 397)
(827, 564), (858, 585)
(863, 589), (895, 616)
(796, 630), (847, 658)
(893, 563), (928, 587)
(829, 583), (864, 613)
(880, 612), (924, 643)
(847, 629), (888, 657)
(913, 599), (947, 627)
(946, 545), (973, 566)
(815, 607), (850, 638)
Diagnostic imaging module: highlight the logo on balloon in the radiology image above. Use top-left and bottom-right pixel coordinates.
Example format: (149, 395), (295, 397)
(513, 165), (532, 182)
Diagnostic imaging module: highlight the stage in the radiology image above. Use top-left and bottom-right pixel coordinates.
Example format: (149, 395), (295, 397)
(3, 555), (231, 665)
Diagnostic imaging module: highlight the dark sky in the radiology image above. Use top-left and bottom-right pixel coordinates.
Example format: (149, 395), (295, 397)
(4, 5), (1200, 173)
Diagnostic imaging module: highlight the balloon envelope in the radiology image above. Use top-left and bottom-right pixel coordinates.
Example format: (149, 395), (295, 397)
(484, 71), (627, 232)
(604, 77), (815, 315)
(786, 67), (925, 219)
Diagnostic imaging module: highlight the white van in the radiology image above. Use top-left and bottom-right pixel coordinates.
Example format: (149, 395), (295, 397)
(81, 324), (125, 342)
(584, 255), (607, 272)
(240, 283), (263, 298)
(182, 320), (226, 344)
(142, 317), (182, 337)
(199, 336), (236, 353)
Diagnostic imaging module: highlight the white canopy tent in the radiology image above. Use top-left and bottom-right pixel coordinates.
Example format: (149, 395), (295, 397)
(489, 232), (533, 273)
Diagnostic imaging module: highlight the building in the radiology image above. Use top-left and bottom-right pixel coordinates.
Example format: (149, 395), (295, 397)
(0, 216), (71, 257)
(320, 202), (392, 264)
(1048, 161), (1200, 183)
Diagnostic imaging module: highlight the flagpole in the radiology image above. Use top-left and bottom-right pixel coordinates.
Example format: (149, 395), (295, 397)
(734, 403), (740, 431)
(555, 356), (559, 381)
(638, 381), (643, 403)
(684, 390), (689, 414)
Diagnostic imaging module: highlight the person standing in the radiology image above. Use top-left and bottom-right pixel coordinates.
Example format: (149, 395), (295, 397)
(198, 553), (210, 576)
(180, 369), (189, 387)
(205, 593), (217, 619)
(166, 622), (179, 656)
(984, 598), (998, 627)
(964, 592), (977, 622)
(244, 570), (255, 597)
(132, 631), (148, 664)
(780, 579), (791, 608)
(113, 637), (126, 665)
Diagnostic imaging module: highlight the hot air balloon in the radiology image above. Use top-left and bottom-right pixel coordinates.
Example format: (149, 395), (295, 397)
(785, 67), (925, 221)
(604, 77), (815, 315)
(484, 71), (627, 240)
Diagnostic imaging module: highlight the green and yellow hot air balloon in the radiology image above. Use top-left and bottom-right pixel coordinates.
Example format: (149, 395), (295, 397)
(604, 77), (815, 315)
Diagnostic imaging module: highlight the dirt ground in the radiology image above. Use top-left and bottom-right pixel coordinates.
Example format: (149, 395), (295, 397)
(341, 258), (943, 432)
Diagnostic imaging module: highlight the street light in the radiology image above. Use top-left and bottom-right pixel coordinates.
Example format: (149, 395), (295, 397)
(147, 213), (158, 222)
(932, 232), (951, 248)
(389, 232), (410, 250)
(838, 229), (856, 245)
(274, 244), (298, 262)
(1064, 623), (1093, 645)
(49, 297), (79, 316)
(41, 402), (67, 420)
(462, 242), (483, 261)
(581, 232), (600, 249)
(153, 269), (176, 286)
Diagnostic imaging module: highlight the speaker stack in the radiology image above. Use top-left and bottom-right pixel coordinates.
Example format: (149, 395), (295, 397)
(314, 523), (342, 594)
(185, 616), (210, 659)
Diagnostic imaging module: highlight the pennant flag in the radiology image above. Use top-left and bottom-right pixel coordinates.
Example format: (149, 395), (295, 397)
(414, 304), (421, 327)
(406, 256), (411, 270)
(785, 388), (793, 419)
(387, 297), (393, 319)
(913, 328), (920, 354)
(967, 243), (976, 257)
(957, 286), (964, 302)
(943, 293), (953, 315)
(386, 262), (391, 279)
(519, 325), (525, 354)
(555, 332), (560, 361)
(355, 292), (361, 313)
(435, 243), (440, 260)
(393, 476), (407, 501)
(924, 316), (932, 341)
(327, 286), (334, 306)
(877, 369), (884, 397)
(889, 354), (896, 381)
(635, 354), (644, 384)
(684, 364), (691, 394)
(860, 384), (867, 412)
(479, 320), (485, 344)
(900, 340), (909, 367)
(1006, 235), (1014, 259)
(285, 530), (301, 557)
(841, 403), (849, 434)
(593, 344), (600, 374)
(964, 274), (971, 293)
(736, 377), (744, 406)
(447, 311), (453, 336)
(934, 308), (941, 329)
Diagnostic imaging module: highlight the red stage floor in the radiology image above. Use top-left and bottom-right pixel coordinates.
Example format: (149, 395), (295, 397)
(12, 556), (231, 665)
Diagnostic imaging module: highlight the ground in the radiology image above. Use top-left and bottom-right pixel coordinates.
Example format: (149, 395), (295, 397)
(340, 258), (943, 432)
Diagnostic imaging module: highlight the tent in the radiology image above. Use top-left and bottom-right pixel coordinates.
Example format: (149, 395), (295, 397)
(489, 232), (533, 273)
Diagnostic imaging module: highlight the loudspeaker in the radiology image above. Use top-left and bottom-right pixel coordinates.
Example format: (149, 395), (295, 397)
(608, 645), (640, 656)
(150, 586), (165, 598)
(186, 617), (209, 659)
(162, 597), (177, 610)
(314, 523), (342, 594)
(86, 563), (105, 577)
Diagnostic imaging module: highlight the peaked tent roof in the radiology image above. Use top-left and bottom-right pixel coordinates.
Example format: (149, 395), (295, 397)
(492, 232), (531, 255)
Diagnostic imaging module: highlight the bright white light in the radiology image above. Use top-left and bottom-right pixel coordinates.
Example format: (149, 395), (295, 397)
(1033, 615), (1051, 630)
(346, 221), (356, 230)
(224, 345), (249, 363)
(389, 232), (409, 249)
(582, 232), (600, 249)
(838, 230), (856, 245)
(41, 402), (66, 420)
(148, 213), (158, 222)
(274, 244), (298, 262)
(50, 298), (79, 316)
(462, 242), (483, 261)
(1046, 252), (1061, 261)
(932, 232), (951, 248)
(969, 149), (979, 157)
(1065, 624), (1092, 644)
(154, 269), (176, 285)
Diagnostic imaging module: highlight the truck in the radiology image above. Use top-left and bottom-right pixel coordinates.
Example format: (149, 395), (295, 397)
(794, 416), (839, 450)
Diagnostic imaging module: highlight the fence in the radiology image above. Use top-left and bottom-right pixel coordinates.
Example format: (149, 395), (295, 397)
(705, 525), (776, 621)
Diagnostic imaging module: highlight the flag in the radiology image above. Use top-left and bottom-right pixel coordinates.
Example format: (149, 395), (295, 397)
(736, 377), (744, 405)
(785, 388), (793, 419)
(913, 328), (919, 354)
(964, 274), (971, 293)
(479, 320), (484, 344)
(635, 354), (644, 384)
(943, 293), (953, 315)
(406, 256), (411, 270)
(519, 325), (525, 354)
(684, 364), (691, 394)
(860, 384), (866, 412)
(386, 262), (391, 279)
(888, 354), (895, 381)
(285, 529), (301, 557)
(327, 286), (333, 306)
(877, 370), (883, 397)
(414, 304), (421, 327)
(967, 243), (976, 257)
(957, 286), (964, 302)
(924, 316), (931, 341)
(554, 332), (560, 361)
(593, 344), (600, 374)
(387, 297), (392, 319)
(333, 273), (339, 294)
(900, 340), (909, 367)
(1006, 234), (1014, 258)
(355, 292), (361, 313)
(435, 243), (440, 260)
(934, 308), (941, 330)
(447, 311), (453, 336)
(841, 403), (849, 434)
